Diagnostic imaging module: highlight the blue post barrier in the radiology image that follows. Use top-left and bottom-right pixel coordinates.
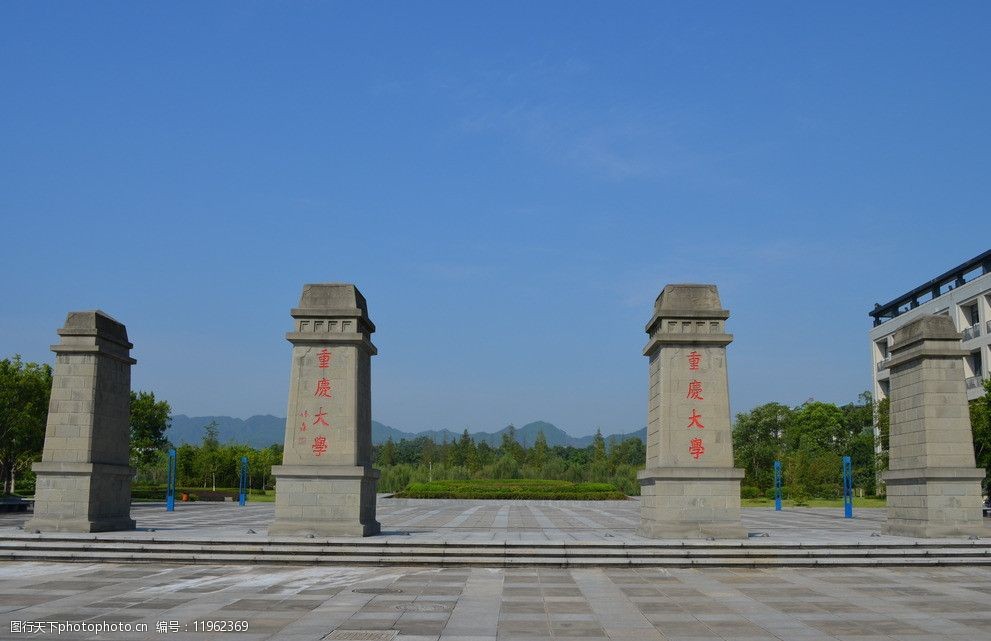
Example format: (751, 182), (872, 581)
(239, 456), (248, 506)
(843, 455), (853, 518)
(773, 460), (782, 511)
(166, 449), (176, 512)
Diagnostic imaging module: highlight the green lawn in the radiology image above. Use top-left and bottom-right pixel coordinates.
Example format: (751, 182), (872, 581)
(742, 497), (886, 508)
(395, 478), (627, 500)
(130, 486), (276, 502)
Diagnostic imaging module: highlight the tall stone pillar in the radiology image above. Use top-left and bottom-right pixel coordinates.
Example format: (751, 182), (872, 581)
(637, 285), (746, 539)
(24, 311), (136, 533)
(882, 315), (987, 538)
(270, 284), (380, 537)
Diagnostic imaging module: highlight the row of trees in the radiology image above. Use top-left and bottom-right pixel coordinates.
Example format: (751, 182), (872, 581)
(134, 422), (283, 491)
(0, 356), (52, 494)
(732, 393), (878, 498)
(3, 354), (990, 499)
(369, 397), (878, 498)
(374, 426), (646, 494)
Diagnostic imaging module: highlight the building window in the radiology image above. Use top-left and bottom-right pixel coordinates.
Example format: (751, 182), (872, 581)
(876, 339), (889, 360)
(970, 350), (984, 378)
(964, 302), (980, 326)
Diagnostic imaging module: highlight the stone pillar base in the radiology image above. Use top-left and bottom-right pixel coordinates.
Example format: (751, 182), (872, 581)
(882, 467), (988, 538)
(637, 467), (746, 539)
(270, 465), (380, 537)
(24, 462), (135, 533)
(23, 516), (137, 533)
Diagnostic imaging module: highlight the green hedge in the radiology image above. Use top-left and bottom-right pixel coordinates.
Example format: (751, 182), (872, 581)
(394, 478), (626, 500)
(130, 486), (239, 502)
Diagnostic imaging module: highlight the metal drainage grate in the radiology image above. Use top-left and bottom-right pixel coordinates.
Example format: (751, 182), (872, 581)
(324, 631), (398, 641)
(352, 587), (403, 594)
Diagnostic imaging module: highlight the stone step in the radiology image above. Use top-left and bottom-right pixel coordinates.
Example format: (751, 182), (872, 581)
(3, 538), (989, 551)
(1, 537), (988, 567)
(0, 542), (991, 559)
(1, 549), (988, 567)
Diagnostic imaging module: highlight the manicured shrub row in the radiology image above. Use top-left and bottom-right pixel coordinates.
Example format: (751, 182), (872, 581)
(130, 486), (246, 501)
(394, 478), (627, 500)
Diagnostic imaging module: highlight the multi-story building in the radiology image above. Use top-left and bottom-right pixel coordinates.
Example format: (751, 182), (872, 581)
(870, 250), (991, 424)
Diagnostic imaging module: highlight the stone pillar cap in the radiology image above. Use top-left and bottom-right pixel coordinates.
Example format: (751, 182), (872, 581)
(891, 315), (962, 349)
(57, 310), (133, 349)
(291, 283), (375, 332)
(645, 283), (730, 334)
(887, 314), (967, 368)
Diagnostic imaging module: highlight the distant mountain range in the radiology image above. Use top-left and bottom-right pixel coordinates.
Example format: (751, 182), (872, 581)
(167, 415), (646, 449)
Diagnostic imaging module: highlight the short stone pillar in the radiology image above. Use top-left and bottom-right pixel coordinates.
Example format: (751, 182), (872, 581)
(24, 311), (136, 533)
(637, 285), (746, 539)
(882, 315), (987, 538)
(270, 284), (381, 537)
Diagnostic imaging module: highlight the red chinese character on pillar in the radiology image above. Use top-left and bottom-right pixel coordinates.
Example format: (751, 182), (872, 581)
(687, 409), (704, 429)
(317, 348), (331, 369)
(312, 436), (328, 456)
(314, 378), (332, 398)
(689, 437), (705, 460)
(687, 379), (703, 400)
(687, 351), (701, 370)
(298, 410), (309, 431)
(313, 407), (329, 427)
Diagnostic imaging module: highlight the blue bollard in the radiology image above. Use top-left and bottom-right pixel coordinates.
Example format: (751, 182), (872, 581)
(843, 455), (853, 518)
(239, 456), (248, 506)
(166, 449), (176, 512)
(773, 460), (782, 511)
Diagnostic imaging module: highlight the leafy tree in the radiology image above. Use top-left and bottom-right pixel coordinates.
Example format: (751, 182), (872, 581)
(839, 393), (876, 494)
(492, 454), (521, 479)
(0, 356), (52, 495)
(609, 437), (645, 467)
(419, 437), (436, 466)
(786, 402), (846, 453)
(378, 437), (396, 466)
(529, 431), (549, 467)
(175, 443), (198, 486)
(732, 402), (792, 489)
(258, 444), (283, 489)
(476, 441), (495, 466)
(877, 398), (890, 449)
(501, 424), (516, 450)
(971, 378), (991, 491)
(129, 390), (172, 468)
(500, 424), (526, 463)
(460, 430), (480, 472)
(590, 428), (607, 463)
(197, 420), (222, 490)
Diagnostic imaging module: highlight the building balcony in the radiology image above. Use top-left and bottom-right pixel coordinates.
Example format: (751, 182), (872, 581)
(962, 323), (982, 341)
(876, 358), (891, 372)
(966, 375), (985, 390)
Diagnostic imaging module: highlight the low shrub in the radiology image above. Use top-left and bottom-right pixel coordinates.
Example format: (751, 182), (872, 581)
(810, 483), (841, 499)
(395, 478), (626, 500)
(788, 484), (809, 506)
(740, 486), (762, 499)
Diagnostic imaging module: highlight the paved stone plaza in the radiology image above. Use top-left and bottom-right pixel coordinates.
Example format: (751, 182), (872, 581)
(4, 500), (990, 640)
(1, 499), (893, 544)
(1, 560), (990, 641)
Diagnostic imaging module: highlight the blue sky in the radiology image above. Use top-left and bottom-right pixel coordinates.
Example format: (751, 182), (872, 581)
(2, 2), (990, 435)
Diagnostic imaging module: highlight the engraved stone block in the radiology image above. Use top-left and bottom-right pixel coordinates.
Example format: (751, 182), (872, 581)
(270, 284), (380, 537)
(25, 311), (136, 533)
(637, 285), (746, 539)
